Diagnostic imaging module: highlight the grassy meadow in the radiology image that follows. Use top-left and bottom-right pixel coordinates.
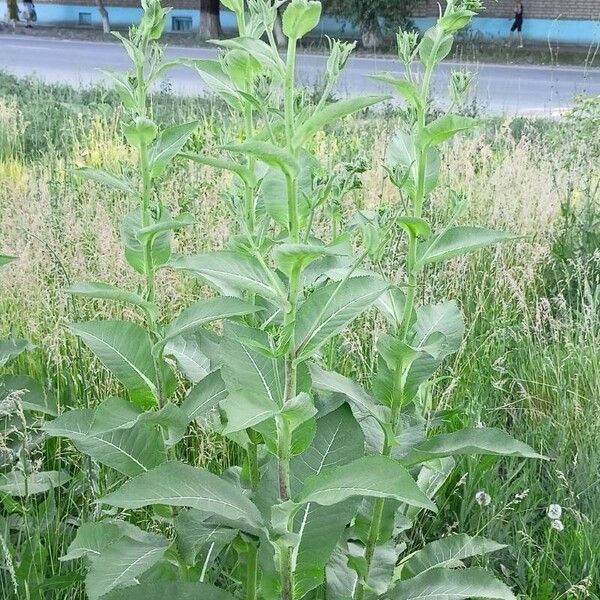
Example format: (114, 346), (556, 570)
(0, 71), (599, 598)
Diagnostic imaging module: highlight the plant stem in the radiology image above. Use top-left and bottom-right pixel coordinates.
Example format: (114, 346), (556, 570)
(355, 36), (442, 600)
(284, 36), (300, 242)
(245, 542), (258, 600)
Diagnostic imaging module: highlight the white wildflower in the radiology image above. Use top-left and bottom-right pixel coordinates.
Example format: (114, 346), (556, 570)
(551, 519), (564, 532)
(475, 490), (491, 507)
(547, 504), (562, 520)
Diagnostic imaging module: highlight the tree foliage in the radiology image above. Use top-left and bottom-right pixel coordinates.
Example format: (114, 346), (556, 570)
(322, 0), (423, 47)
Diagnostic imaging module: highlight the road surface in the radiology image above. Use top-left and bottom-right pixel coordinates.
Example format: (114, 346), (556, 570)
(1, 34), (599, 115)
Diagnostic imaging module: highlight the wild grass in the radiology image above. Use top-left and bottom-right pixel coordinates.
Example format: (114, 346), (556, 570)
(0, 71), (599, 598)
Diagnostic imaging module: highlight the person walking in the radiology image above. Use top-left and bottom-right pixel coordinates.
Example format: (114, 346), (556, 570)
(510, 1), (524, 48)
(21, 0), (35, 26)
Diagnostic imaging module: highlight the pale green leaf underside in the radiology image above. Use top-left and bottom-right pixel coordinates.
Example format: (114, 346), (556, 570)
(101, 581), (236, 600)
(416, 227), (516, 268)
(388, 567), (516, 600)
(69, 320), (158, 401)
(401, 427), (545, 467)
(0, 470), (70, 496)
(299, 455), (436, 512)
(400, 534), (506, 578)
(295, 276), (388, 360)
(101, 461), (265, 534)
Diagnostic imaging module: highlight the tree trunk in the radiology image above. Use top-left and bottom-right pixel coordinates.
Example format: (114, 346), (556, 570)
(96, 0), (110, 33)
(360, 15), (383, 50)
(199, 0), (222, 39)
(7, 0), (18, 23)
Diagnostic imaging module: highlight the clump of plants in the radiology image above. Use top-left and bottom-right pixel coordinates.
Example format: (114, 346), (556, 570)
(42, 1), (543, 599)
(1, 254), (68, 598)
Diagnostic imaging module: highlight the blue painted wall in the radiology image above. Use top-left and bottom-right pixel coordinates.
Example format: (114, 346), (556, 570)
(1, 2), (599, 45)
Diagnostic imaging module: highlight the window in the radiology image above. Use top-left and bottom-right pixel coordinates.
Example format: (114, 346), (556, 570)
(172, 16), (192, 32)
(78, 12), (92, 25)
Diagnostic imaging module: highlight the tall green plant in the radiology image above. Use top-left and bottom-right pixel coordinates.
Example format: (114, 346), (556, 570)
(44, 1), (544, 599)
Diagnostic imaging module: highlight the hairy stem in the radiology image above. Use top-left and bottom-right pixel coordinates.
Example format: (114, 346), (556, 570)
(245, 543), (258, 600)
(355, 35), (442, 600)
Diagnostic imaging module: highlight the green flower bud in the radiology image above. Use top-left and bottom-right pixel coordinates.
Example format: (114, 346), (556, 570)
(396, 29), (419, 64)
(282, 0), (322, 40)
(449, 70), (474, 105)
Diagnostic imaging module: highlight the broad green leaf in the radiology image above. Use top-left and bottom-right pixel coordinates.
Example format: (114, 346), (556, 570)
(140, 403), (190, 446)
(326, 544), (357, 600)
(401, 427), (545, 467)
(419, 115), (481, 147)
(102, 582), (236, 600)
(164, 332), (213, 383)
(221, 391), (278, 434)
(398, 216), (431, 239)
(406, 457), (455, 521)
(375, 286), (407, 328)
(182, 153), (255, 187)
(369, 73), (422, 109)
(66, 282), (158, 321)
(69, 320), (159, 406)
(123, 116), (158, 148)
(220, 324), (285, 409)
(74, 167), (133, 193)
(298, 455), (436, 512)
(260, 149), (318, 230)
(99, 69), (137, 110)
(222, 47), (262, 88)
(44, 403), (166, 476)
(418, 26), (454, 65)
(0, 254), (16, 267)
(281, 392), (316, 433)
(295, 276), (388, 360)
(174, 509), (238, 566)
(399, 534), (506, 578)
(367, 540), (398, 594)
(0, 470), (70, 496)
(416, 227), (517, 268)
(212, 37), (284, 74)
(86, 532), (169, 599)
(0, 338), (34, 367)
(0, 374), (57, 416)
(387, 130), (440, 198)
(149, 121), (198, 179)
(61, 521), (125, 562)
(88, 396), (143, 433)
(294, 96), (388, 148)
(388, 567), (516, 600)
(310, 364), (387, 452)
(282, 0), (321, 39)
(169, 251), (286, 303)
(187, 59), (242, 107)
(101, 461), (265, 534)
(413, 301), (464, 359)
(136, 212), (195, 244)
(159, 296), (260, 350)
(181, 369), (228, 421)
(221, 141), (298, 176)
(291, 405), (365, 598)
(274, 243), (339, 277)
(122, 207), (172, 275)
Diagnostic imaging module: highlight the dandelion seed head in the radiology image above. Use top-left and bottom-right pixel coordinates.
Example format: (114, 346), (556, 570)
(547, 504), (562, 520)
(475, 490), (491, 507)
(551, 519), (564, 532)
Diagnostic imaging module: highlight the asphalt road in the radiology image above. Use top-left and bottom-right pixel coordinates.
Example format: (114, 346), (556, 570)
(1, 34), (599, 115)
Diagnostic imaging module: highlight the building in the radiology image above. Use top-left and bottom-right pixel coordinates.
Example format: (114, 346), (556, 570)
(1, 0), (599, 45)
